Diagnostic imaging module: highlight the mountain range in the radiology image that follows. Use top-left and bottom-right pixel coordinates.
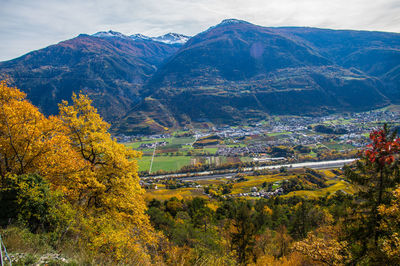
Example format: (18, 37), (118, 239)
(1, 19), (399, 134)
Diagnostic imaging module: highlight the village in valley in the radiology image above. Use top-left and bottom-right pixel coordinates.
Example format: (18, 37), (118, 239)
(114, 107), (400, 200)
(117, 107), (400, 162)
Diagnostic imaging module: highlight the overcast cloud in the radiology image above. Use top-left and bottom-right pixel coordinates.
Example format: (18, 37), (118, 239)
(1, 0), (399, 61)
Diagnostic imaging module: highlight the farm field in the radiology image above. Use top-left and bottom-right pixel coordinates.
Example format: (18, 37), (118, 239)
(126, 135), (259, 173)
(323, 142), (355, 150)
(266, 131), (292, 137)
(123, 124), (363, 176)
(137, 155), (191, 173)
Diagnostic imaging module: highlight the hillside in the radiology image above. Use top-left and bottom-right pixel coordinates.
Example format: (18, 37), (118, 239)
(1, 20), (400, 134)
(0, 32), (181, 121)
(119, 20), (398, 133)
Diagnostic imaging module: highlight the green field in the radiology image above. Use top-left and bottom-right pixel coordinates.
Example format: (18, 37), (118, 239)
(266, 131), (292, 137)
(203, 147), (218, 154)
(240, 156), (253, 163)
(308, 150), (317, 157)
(137, 155), (191, 173)
(324, 143), (354, 150)
(322, 118), (354, 125)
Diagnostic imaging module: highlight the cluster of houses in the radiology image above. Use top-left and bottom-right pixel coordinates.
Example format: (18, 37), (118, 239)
(235, 186), (284, 198)
(213, 127), (263, 138)
(196, 110), (399, 150)
(114, 109), (399, 158)
(138, 141), (168, 149)
(114, 134), (172, 143)
(216, 145), (269, 156)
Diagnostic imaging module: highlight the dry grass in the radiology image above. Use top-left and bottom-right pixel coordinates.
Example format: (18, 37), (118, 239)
(1, 226), (52, 254)
(232, 174), (296, 194)
(321, 169), (337, 178)
(282, 180), (353, 199)
(0, 226), (95, 265)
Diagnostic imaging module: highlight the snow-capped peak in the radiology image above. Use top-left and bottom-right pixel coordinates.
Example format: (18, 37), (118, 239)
(92, 30), (128, 39)
(152, 33), (191, 44)
(129, 33), (152, 41)
(218, 19), (249, 26)
(204, 19), (251, 33)
(92, 30), (190, 45)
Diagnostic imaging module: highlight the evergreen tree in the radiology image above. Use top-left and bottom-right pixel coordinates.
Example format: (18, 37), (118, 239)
(230, 200), (257, 264)
(344, 125), (400, 263)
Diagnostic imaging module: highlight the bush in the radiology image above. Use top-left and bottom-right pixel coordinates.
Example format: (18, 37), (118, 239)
(0, 174), (74, 235)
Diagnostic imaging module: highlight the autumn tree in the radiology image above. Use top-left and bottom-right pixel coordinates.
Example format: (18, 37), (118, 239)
(0, 80), (78, 182)
(293, 225), (350, 265)
(0, 81), (160, 263)
(344, 125), (400, 263)
(58, 93), (158, 262)
(378, 185), (400, 263)
(292, 211), (350, 265)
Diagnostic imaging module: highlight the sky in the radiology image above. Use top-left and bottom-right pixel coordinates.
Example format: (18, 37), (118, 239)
(1, 0), (399, 61)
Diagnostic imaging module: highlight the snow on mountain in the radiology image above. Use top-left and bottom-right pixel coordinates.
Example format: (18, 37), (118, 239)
(93, 31), (190, 45)
(129, 33), (152, 41)
(152, 33), (190, 44)
(92, 30), (129, 39)
(218, 18), (250, 26)
(204, 19), (251, 33)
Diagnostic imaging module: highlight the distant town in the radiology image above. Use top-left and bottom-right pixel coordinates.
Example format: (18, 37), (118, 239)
(116, 108), (400, 153)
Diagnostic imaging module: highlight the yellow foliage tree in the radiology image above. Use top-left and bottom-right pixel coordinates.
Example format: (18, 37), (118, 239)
(0, 80), (79, 183)
(379, 186), (400, 263)
(58, 93), (158, 262)
(0, 81), (160, 263)
(292, 225), (350, 265)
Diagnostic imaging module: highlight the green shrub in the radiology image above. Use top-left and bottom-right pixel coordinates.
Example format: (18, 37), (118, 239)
(0, 174), (74, 236)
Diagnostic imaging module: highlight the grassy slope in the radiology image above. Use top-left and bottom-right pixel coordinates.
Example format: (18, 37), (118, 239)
(282, 180), (353, 199)
(231, 174), (296, 194)
(145, 187), (206, 201)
